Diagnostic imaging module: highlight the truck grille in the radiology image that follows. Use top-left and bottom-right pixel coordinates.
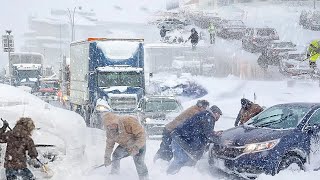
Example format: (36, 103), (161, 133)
(213, 144), (245, 159)
(109, 96), (137, 111)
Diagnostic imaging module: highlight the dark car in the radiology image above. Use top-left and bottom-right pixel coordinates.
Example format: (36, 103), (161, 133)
(257, 41), (298, 70)
(242, 27), (279, 53)
(137, 95), (183, 138)
(209, 103), (320, 179)
(216, 20), (246, 39)
(300, 10), (320, 31)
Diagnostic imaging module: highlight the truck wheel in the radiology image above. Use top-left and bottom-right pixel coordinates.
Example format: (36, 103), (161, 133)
(277, 155), (304, 174)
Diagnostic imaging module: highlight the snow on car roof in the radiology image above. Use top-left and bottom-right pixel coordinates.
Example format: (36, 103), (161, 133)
(97, 41), (141, 59)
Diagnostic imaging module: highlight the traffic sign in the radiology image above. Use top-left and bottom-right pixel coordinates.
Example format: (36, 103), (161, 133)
(2, 35), (14, 52)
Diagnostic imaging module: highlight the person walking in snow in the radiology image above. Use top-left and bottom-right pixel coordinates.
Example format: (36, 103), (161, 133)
(167, 105), (222, 175)
(234, 98), (263, 126)
(103, 112), (149, 180)
(185, 28), (199, 50)
(208, 23), (216, 44)
(153, 100), (210, 162)
(307, 40), (320, 71)
(160, 26), (169, 42)
(0, 117), (40, 180)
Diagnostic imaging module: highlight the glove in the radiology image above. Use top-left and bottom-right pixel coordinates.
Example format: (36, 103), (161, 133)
(127, 146), (140, 156)
(104, 157), (112, 167)
(30, 158), (41, 168)
(214, 130), (223, 136)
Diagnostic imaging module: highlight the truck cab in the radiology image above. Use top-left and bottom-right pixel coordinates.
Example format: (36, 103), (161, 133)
(69, 38), (145, 125)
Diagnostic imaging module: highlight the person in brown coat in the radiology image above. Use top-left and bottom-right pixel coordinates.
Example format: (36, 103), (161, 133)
(103, 112), (149, 180)
(234, 98), (264, 126)
(0, 117), (39, 180)
(154, 100), (210, 162)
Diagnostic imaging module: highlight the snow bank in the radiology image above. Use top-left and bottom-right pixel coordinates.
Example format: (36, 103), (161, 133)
(0, 84), (87, 178)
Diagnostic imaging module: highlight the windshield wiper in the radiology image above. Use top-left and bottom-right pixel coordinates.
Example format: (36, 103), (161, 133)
(257, 114), (294, 128)
(247, 114), (283, 125)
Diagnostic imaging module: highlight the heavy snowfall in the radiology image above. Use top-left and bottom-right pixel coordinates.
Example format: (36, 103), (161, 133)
(0, 0), (320, 180)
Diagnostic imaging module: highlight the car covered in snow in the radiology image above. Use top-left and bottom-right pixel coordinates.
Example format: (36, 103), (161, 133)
(157, 18), (185, 31)
(136, 95), (183, 138)
(35, 78), (60, 102)
(209, 103), (320, 179)
(242, 27), (279, 53)
(216, 20), (246, 39)
(300, 10), (320, 31)
(257, 41), (298, 70)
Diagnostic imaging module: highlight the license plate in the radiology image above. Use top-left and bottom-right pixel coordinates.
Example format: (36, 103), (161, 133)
(214, 158), (225, 169)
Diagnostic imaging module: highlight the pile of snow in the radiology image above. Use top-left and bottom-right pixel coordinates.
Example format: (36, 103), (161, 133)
(97, 41), (141, 59)
(0, 84), (86, 179)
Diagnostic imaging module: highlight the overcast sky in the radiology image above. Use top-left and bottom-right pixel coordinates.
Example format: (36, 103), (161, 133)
(0, 0), (165, 68)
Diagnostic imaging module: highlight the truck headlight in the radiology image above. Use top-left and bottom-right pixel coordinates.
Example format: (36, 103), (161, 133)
(243, 139), (280, 154)
(96, 105), (110, 112)
(145, 118), (151, 124)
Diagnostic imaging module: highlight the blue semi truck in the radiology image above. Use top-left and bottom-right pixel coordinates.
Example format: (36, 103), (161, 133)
(68, 38), (145, 125)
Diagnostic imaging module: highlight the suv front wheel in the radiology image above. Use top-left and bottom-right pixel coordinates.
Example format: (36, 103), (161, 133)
(277, 155), (305, 174)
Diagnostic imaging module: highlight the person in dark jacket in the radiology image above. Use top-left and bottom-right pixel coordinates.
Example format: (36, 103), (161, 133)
(185, 28), (199, 50)
(160, 26), (169, 42)
(234, 98), (263, 126)
(0, 117), (39, 180)
(167, 105), (222, 175)
(153, 100), (209, 162)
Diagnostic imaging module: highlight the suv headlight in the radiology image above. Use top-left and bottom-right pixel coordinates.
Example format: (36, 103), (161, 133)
(243, 139), (280, 154)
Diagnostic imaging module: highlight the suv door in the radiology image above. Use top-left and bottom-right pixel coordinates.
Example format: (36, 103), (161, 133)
(305, 108), (320, 169)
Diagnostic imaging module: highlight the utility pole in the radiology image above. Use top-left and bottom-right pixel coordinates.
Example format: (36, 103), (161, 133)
(2, 30), (14, 85)
(314, 0), (316, 9)
(67, 6), (82, 42)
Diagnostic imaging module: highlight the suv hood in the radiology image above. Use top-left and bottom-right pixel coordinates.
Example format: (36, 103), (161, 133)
(218, 125), (293, 146)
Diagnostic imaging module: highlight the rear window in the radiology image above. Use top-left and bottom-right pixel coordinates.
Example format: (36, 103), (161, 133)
(257, 29), (276, 36)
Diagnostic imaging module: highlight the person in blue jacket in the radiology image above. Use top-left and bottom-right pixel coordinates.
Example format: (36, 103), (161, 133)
(167, 105), (222, 175)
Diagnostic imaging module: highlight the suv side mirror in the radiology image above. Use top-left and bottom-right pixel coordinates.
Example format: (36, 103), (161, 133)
(305, 124), (320, 134)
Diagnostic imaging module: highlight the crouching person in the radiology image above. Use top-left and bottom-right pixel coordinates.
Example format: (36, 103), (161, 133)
(0, 117), (39, 180)
(103, 112), (149, 180)
(167, 105), (222, 175)
(154, 100), (209, 162)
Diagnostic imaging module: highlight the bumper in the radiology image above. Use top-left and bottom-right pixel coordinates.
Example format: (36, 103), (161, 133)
(209, 149), (279, 178)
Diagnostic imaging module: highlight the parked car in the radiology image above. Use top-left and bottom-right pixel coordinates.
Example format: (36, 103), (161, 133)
(242, 27), (279, 53)
(257, 41), (298, 70)
(216, 20), (246, 39)
(157, 18), (185, 31)
(300, 10), (320, 31)
(136, 95), (183, 138)
(209, 103), (320, 179)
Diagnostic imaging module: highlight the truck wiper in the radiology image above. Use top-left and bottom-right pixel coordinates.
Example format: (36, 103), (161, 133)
(247, 114), (283, 126)
(257, 114), (293, 128)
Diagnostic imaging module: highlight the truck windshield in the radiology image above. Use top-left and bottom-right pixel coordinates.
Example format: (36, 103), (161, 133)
(98, 71), (142, 88)
(17, 70), (39, 79)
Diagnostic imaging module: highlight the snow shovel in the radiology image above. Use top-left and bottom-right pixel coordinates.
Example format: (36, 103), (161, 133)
(36, 158), (54, 178)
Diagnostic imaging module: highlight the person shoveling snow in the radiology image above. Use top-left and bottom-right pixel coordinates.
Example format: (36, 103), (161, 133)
(0, 118), (54, 180)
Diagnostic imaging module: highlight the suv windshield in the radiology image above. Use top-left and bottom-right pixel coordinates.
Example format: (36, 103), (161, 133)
(246, 104), (310, 129)
(145, 99), (180, 112)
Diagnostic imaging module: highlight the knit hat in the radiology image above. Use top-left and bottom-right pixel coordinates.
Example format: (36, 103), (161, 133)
(196, 100), (210, 108)
(210, 105), (222, 115)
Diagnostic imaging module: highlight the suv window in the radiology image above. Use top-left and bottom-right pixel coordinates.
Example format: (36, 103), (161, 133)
(308, 109), (320, 126)
(257, 29), (275, 36)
